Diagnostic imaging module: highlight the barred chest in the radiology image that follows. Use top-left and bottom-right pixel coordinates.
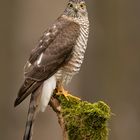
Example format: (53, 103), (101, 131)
(56, 17), (89, 85)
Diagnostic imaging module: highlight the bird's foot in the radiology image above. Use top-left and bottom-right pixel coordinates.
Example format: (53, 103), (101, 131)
(56, 86), (81, 101)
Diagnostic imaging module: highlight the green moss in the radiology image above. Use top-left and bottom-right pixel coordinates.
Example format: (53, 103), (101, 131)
(57, 95), (111, 140)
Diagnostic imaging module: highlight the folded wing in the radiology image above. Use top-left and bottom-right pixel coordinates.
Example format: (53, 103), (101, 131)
(14, 17), (80, 107)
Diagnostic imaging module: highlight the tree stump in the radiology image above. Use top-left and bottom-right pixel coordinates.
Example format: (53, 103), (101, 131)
(50, 93), (111, 140)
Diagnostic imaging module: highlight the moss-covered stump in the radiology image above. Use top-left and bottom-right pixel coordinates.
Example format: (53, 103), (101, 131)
(52, 95), (111, 140)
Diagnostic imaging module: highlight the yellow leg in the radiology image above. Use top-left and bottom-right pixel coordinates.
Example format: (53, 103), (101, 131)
(56, 83), (81, 100)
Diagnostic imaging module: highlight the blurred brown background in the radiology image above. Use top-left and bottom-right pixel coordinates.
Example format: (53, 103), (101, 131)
(0, 0), (140, 139)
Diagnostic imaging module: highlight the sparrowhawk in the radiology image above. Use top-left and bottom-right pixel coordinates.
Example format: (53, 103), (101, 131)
(14, 0), (89, 140)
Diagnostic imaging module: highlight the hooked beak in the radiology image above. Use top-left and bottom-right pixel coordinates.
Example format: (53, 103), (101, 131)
(74, 6), (78, 13)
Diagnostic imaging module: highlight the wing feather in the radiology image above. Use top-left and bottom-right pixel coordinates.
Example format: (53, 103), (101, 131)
(14, 17), (80, 107)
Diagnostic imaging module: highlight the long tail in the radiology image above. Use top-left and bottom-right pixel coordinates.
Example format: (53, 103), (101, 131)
(23, 86), (42, 140)
(21, 76), (56, 140)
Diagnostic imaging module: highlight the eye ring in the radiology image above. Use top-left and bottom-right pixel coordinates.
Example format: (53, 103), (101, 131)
(68, 3), (73, 8)
(80, 3), (85, 9)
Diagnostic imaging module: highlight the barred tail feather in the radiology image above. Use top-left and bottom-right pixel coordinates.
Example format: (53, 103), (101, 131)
(22, 76), (56, 140)
(23, 87), (42, 140)
(23, 103), (35, 140)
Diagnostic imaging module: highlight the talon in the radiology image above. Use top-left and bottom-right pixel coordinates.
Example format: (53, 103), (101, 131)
(56, 85), (70, 100)
(55, 84), (81, 100)
(56, 91), (70, 100)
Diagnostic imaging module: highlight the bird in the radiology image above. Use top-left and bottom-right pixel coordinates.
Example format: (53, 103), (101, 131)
(14, 0), (89, 140)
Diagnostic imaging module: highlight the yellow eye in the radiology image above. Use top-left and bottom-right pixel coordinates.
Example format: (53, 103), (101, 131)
(80, 3), (85, 9)
(68, 3), (73, 8)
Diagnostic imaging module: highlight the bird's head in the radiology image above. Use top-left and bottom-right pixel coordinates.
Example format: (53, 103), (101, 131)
(64, 0), (88, 18)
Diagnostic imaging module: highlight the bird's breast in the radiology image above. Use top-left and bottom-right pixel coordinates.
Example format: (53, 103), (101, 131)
(56, 20), (89, 85)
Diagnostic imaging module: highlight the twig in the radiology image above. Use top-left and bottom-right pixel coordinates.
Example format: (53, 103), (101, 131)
(50, 96), (68, 140)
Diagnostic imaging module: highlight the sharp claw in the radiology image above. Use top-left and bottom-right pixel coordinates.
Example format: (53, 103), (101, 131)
(56, 90), (70, 100)
(64, 95), (69, 101)
(55, 85), (81, 100)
